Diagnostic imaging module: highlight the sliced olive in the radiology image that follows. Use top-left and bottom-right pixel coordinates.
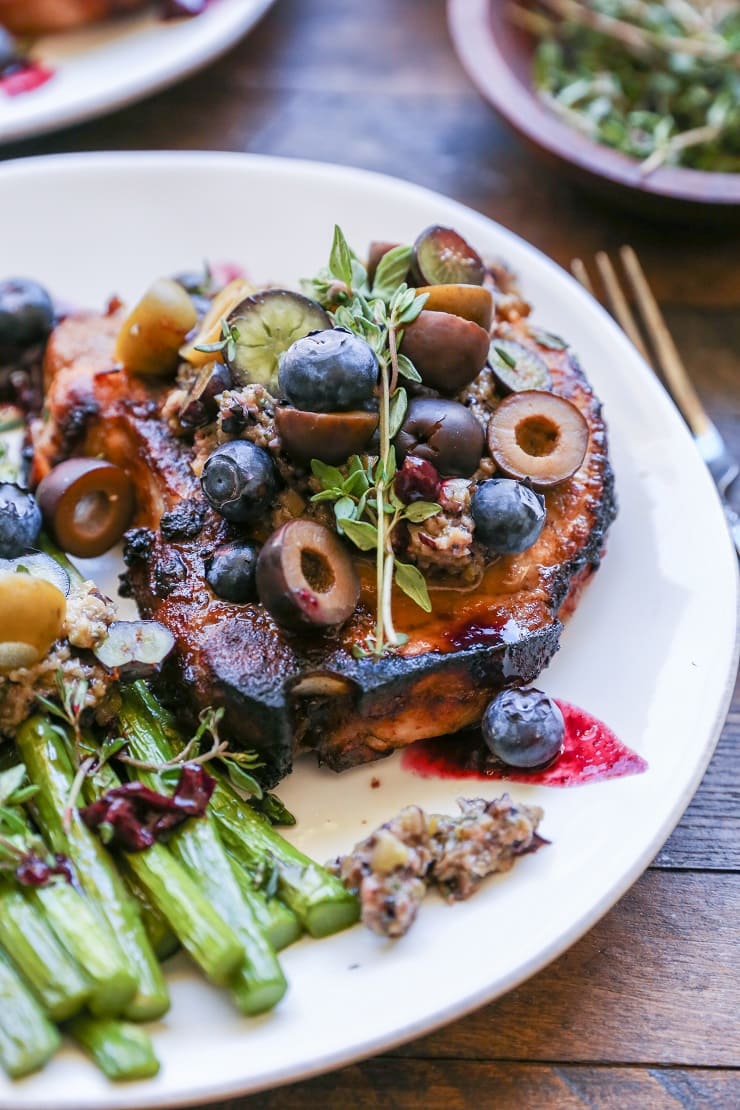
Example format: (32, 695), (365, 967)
(489, 339), (552, 394)
(179, 360), (232, 428)
(256, 519), (360, 630)
(400, 310), (489, 394)
(276, 407), (378, 465)
(115, 278), (197, 377)
(36, 459), (134, 559)
(93, 620), (175, 680)
(487, 390), (589, 489)
(0, 573), (66, 671)
(180, 277), (255, 367)
(367, 241), (401, 285)
(226, 290), (331, 393)
(395, 397), (484, 478)
(411, 226), (485, 287)
(0, 552), (69, 596)
(414, 284), (494, 331)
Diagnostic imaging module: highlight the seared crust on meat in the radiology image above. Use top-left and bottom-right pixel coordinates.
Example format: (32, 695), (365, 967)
(31, 312), (615, 785)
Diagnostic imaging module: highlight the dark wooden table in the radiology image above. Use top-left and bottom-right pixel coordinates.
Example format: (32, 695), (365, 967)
(4, 1), (738, 1106)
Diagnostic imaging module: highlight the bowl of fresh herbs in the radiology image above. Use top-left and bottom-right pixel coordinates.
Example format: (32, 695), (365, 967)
(448, 0), (740, 217)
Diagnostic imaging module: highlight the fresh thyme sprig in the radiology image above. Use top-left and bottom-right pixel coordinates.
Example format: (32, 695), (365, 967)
(193, 318), (240, 361)
(304, 227), (440, 658)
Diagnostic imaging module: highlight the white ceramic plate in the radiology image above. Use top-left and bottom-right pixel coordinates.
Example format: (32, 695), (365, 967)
(0, 152), (736, 1110)
(0, 0), (276, 144)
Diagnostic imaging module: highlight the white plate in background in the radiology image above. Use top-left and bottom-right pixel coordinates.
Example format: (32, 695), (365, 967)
(0, 152), (736, 1109)
(0, 0), (276, 143)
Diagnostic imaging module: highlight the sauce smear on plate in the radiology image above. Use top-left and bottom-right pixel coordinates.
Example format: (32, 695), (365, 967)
(0, 64), (54, 97)
(401, 700), (647, 786)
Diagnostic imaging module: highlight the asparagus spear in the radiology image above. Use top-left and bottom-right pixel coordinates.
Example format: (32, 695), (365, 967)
(3, 812), (138, 1016)
(0, 878), (90, 1021)
(15, 716), (169, 1022)
(82, 759), (245, 989)
(169, 820), (287, 1014)
(210, 780), (359, 938)
(121, 847), (243, 988)
(66, 1014), (159, 1081)
(125, 683), (359, 938)
(0, 949), (60, 1079)
(124, 872), (180, 962)
(227, 856), (302, 952)
(32, 877), (137, 1018)
(117, 690), (287, 1014)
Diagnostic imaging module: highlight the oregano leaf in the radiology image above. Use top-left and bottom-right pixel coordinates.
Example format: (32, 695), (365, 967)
(394, 561), (433, 613)
(389, 387), (408, 439)
(372, 245), (412, 300)
(403, 501), (441, 523)
(340, 518), (379, 552)
(329, 225), (354, 287)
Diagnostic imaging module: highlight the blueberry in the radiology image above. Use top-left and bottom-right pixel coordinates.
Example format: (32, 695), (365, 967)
(0, 279), (54, 364)
(0, 484), (42, 558)
(0, 29), (21, 76)
(201, 440), (277, 523)
(206, 542), (258, 603)
(482, 688), (565, 769)
(278, 328), (378, 413)
(471, 478), (545, 554)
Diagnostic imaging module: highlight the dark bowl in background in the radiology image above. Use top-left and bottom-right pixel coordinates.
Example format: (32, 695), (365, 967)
(447, 0), (740, 222)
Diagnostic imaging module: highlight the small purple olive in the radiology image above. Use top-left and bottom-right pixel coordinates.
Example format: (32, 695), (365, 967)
(94, 620), (175, 680)
(395, 397), (484, 478)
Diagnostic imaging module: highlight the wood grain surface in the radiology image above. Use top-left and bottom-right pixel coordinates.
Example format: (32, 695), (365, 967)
(4, 1), (738, 1106)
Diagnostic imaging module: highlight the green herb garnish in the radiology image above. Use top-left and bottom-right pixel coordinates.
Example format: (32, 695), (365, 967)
(304, 228), (440, 657)
(511, 0), (740, 174)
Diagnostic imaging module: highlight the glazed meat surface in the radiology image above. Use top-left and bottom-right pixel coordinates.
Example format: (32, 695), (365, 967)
(32, 310), (615, 785)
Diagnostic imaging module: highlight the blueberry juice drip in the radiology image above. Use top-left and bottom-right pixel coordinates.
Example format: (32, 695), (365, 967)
(401, 701), (647, 787)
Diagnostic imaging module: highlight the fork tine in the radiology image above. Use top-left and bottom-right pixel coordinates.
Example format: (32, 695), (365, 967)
(594, 251), (651, 364)
(619, 246), (710, 437)
(570, 258), (594, 296)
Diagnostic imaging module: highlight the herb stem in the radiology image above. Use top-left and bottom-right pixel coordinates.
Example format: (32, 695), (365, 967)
(535, 0), (738, 63)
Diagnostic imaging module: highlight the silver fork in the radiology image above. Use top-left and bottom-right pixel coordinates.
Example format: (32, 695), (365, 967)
(571, 246), (740, 558)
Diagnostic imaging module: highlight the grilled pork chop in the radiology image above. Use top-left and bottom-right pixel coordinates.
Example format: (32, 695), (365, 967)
(31, 308), (615, 786)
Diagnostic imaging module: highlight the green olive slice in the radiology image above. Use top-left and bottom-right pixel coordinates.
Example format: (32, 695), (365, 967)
(489, 340), (552, 394)
(36, 458), (134, 559)
(115, 277), (197, 377)
(0, 573), (66, 671)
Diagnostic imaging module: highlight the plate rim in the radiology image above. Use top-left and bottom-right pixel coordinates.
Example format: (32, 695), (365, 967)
(0, 149), (737, 1110)
(0, 0), (277, 145)
(446, 0), (740, 208)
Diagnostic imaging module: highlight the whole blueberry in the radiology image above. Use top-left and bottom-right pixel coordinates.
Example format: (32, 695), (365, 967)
(201, 440), (277, 523)
(278, 328), (378, 413)
(471, 478), (545, 554)
(0, 279), (55, 363)
(206, 542), (258, 603)
(0, 484), (42, 558)
(482, 688), (565, 769)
